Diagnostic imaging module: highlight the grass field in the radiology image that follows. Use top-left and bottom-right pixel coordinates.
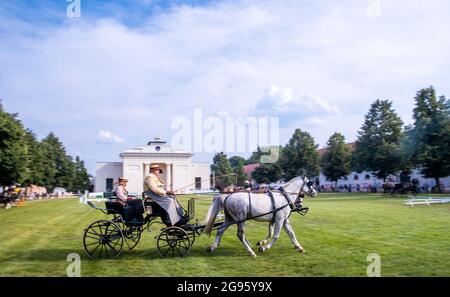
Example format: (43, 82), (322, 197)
(0, 193), (449, 277)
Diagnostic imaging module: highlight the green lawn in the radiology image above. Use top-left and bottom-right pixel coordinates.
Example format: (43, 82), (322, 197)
(0, 193), (449, 276)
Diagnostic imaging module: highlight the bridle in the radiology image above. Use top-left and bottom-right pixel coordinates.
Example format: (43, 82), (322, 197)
(279, 177), (315, 209)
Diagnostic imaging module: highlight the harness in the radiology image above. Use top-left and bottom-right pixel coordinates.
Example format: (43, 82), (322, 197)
(220, 180), (309, 227)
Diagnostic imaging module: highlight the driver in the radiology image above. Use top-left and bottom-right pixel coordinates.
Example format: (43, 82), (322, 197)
(143, 164), (185, 226)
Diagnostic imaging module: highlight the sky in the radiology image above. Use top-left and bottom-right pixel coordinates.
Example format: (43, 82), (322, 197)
(1, 0), (450, 174)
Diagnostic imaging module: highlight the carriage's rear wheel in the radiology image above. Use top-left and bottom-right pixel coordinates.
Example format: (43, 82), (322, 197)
(156, 227), (191, 258)
(123, 225), (142, 250)
(83, 220), (124, 260)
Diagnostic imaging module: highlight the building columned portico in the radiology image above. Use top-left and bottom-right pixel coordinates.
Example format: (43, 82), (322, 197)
(95, 137), (211, 194)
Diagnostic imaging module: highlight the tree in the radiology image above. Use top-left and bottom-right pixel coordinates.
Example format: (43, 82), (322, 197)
(41, 133), (74, 191)
(229, 156), (246, 168)
(405, 87), (450, 192)
(320, 132), (352, 189)
(246, 147), (264, 164)
(229, 156), (248, 187)
(251, 163), (283, 184)
(23, 129), (46, 186)
(353, 99), (404, 181)
(279, 129), (320, 180)
(0, 105), (29, 186)
(71, 156), (90, 193)
(211, 152), (234, 189)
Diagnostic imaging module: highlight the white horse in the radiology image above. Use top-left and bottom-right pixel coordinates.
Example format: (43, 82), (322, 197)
(204, 175), (317, 257)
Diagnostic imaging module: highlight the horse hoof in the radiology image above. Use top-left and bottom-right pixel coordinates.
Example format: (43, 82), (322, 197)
(206, 246), (214, 252)
(258, 246), (265, 253)
(296, 247), (305, 253)
(251, 253), (257, 258)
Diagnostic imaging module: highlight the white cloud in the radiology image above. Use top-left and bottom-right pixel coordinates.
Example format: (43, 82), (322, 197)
(98, 130), (124, 143)
(1, 0), (450, 171)
(255, 85), (340, 117)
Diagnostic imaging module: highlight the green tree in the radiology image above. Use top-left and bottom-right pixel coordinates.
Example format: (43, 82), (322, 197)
(71, 156), (90, 193)
(229, 156), (246, 168)
(23, 129), (46, 186)
(246, 147), (263, 164)
(229, 156), (247, 187)
(41, 133), (74, 191)
(405, 87), (450, 192)
(251, 163), (283, 184)
(321, 132), (352, 189)
(211, 152), (234, 189)
(279, 129), (320, 180)
(353, 99), (404, 181)
(0, 103), (29, 186)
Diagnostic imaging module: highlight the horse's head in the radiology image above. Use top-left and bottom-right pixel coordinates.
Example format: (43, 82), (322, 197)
(282, 175), (317, 207)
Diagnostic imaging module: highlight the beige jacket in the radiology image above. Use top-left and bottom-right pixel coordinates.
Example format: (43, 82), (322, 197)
(115, 185), (128, 203)
(144, 173), (166, 196)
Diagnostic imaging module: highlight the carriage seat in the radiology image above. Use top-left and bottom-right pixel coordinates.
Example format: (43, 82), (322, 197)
(105, 201), (125, 216)
(105, 200), (145, 224)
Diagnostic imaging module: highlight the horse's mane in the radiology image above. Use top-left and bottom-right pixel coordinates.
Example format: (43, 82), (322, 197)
(282, 176), (304, 192)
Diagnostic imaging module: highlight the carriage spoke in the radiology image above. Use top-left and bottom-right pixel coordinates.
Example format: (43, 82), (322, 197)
(85, 241), (100, 246)
(86, 230), (101, 237)
(163, 247), (172, 257)
(104, 244), (110, 258)
(85, 234), (100, 241)
(89, 242), (101, 254)
(98, 243), (104, 258)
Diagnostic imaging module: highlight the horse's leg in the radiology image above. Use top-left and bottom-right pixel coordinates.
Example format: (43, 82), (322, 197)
(283, 218), (304, 253)
(258, 219), (283, 252)
(257, 222), (274, 246)
(206, 218), (231, 252)
(237, 222), (256, 257)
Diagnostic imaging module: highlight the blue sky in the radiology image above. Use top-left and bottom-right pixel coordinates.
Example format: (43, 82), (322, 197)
(1, 0), (450, 174)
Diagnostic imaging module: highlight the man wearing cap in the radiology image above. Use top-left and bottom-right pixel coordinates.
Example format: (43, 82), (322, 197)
(144, 164), (184, 226)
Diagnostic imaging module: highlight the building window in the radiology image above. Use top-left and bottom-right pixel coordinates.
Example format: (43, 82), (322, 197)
(343, 176), (348, 180)
(365, 174), (371, 180)
(195, 177), (202, 190)
(106, 178), (114, 192)
(353, 175), (359, 180)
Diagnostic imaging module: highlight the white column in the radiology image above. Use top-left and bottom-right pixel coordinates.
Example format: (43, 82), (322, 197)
(166, 163), (172, 191)
(144, 163), (150, 178)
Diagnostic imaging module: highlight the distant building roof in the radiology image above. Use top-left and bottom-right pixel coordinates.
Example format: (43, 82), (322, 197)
(317, 142), (356, 157)
(243, 163), (260, 179)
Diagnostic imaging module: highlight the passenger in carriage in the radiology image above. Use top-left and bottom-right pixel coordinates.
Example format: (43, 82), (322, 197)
(115, 177), (143, 222)
(143, 164), (186, 227)
(115, 177), (130, 204)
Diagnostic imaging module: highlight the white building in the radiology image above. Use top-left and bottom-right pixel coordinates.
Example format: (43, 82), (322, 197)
(317, 169), (450, 192)
(95, 137), (211, 194)
(316, 142), (450, 192)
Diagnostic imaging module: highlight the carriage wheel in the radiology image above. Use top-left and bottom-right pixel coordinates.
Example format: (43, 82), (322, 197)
(156, 227), (191, 258)
(83, 220), (124, 260)
(123, 225), (142, 250)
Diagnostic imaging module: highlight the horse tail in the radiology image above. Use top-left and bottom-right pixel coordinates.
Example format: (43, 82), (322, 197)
(204, 194), (225, 236)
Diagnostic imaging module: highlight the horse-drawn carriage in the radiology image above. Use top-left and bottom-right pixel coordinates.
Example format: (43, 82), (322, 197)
(83, 194), (223, 259)
(83, 175), (316, 259)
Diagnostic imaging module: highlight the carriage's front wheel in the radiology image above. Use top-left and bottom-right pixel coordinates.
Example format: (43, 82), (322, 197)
(156, 227), (191, 258)
(83, 220), (124, 260)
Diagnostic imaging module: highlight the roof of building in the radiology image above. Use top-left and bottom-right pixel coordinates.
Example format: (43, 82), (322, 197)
(243, 163), (260, 175)
(121, 136), (192, 156)
(317, 142), (356, 157)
